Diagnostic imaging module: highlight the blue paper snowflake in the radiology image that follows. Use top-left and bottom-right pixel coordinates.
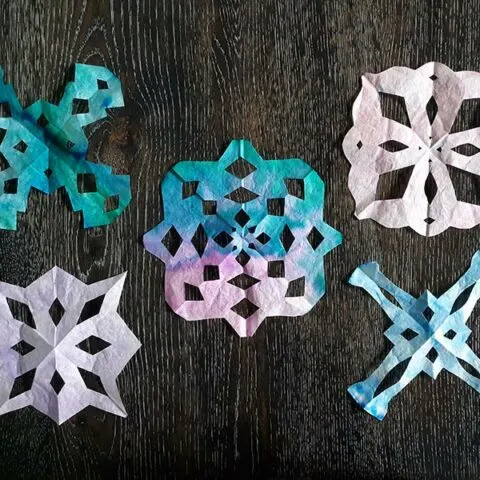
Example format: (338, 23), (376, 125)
(0, 64), (130, 229)
(349, 252), (480, 420)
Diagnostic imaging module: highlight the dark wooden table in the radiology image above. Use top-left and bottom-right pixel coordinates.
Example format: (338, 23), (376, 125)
(2, 0), (480, 478)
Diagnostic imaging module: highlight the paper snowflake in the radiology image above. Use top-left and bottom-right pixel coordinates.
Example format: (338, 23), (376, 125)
(0, 63), (131, 229)
(144, 139), (342, 336)
(348, 252), (480, 420)
(343, 62), (480, 236)
(0, 267), (141, 424)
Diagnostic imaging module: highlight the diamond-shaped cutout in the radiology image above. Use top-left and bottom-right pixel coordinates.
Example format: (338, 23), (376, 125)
(401, 328), (418, 340)
(78, 295), (105, 323)
(424, 217), (435, 224)
(280, 224), (295, 252)
(7, 298), (35, 328)
(228, 273), (260, 290)
(37, 113), (49, 128)
(13, 140), (27, 153)
(424, 172), (437, 204)
(225, 157), (256, 179)
(49, 298), (65, 326)
(430, 74), (438, 80)
(357, 140), (363, 149)
(426, 96), (438, 125)
(235, 209), (250, 227)
(162, 226), (183, 256)
(11, 340), (35, 356)
(231, 298), (259, 319)
(225, 187), (259, 203)
(76, 335), (111, 355)
(4, 178), (17, 194)
(192, 224), (208, 257)
(307, 227), (324, 250)
(50, 370), (65, 395)
(214, 231), (233, 248)
(256, 232), (271, 245)
(9, 369), (36, 399)
(236, 250), (250, 266)
(451, 143), (480, 156)
(426, 348), (438, 363)
(423, 306), (434, 321)
(78, 367), (107, 395)
(445, 329), (456, 340)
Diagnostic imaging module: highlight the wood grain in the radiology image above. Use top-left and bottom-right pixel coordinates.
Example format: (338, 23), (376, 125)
(1, 0), (480, 478)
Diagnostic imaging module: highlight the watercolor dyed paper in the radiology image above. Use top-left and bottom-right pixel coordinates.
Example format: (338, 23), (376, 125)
(0, 268), (140, 424)
(349, 252), (480, 420)
(0, 64), (130, 229)
(144, 139), (342, 336)
(343, 62), (480, 236)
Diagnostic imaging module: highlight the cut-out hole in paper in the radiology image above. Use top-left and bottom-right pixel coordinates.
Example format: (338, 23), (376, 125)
(76, 336), (111, 355)
(451, 143), (480, 156)
(185, 283), (203, 301)
(4, 178), (17, 194)
(162, 226), (183, 256)
(11, 340), (35, 356)
(379, 92), (410, 127)
(204, 265), (219, 281)
(447, 165), (480, 205)
(268, 260), (285, 278)
(228, 274), (260, 290)
(143, 140), (342, 336)
(78, 367), (107, 396)
(10, 369), (36, 399)
(284, 178), (305, 199)
(182, 181), (199, 199)
(72, 98), (90, 114)
(225, 187), (259, 203)
(192, 224), (208, 257)
(375, 166), (414, 200)
(379, 140), (409, 152)
(286, 277), (306, 297)
(50, 371), (65, 395)
(78, 295), (105, 323)
(225, 157), (256, 178)
(267, 198), (285, 216)
(7, 297), (35, 328)
(203, 200), (217, 215)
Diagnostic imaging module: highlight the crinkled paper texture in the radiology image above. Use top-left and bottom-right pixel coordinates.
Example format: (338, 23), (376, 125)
(144, 139), (342, 336)
(0, 267), (141, 424)
(0, 64), (131, 229)
(343, 62), (480, 236)
(348, 252), (480, 420)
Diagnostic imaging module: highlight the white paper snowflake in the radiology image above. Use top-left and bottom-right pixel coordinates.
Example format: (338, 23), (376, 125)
(0, 267), (141, 424)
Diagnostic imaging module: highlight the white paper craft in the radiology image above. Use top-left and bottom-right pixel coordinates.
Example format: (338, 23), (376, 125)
(0, 267), (140, 424)
(343, 62), (480, 236)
